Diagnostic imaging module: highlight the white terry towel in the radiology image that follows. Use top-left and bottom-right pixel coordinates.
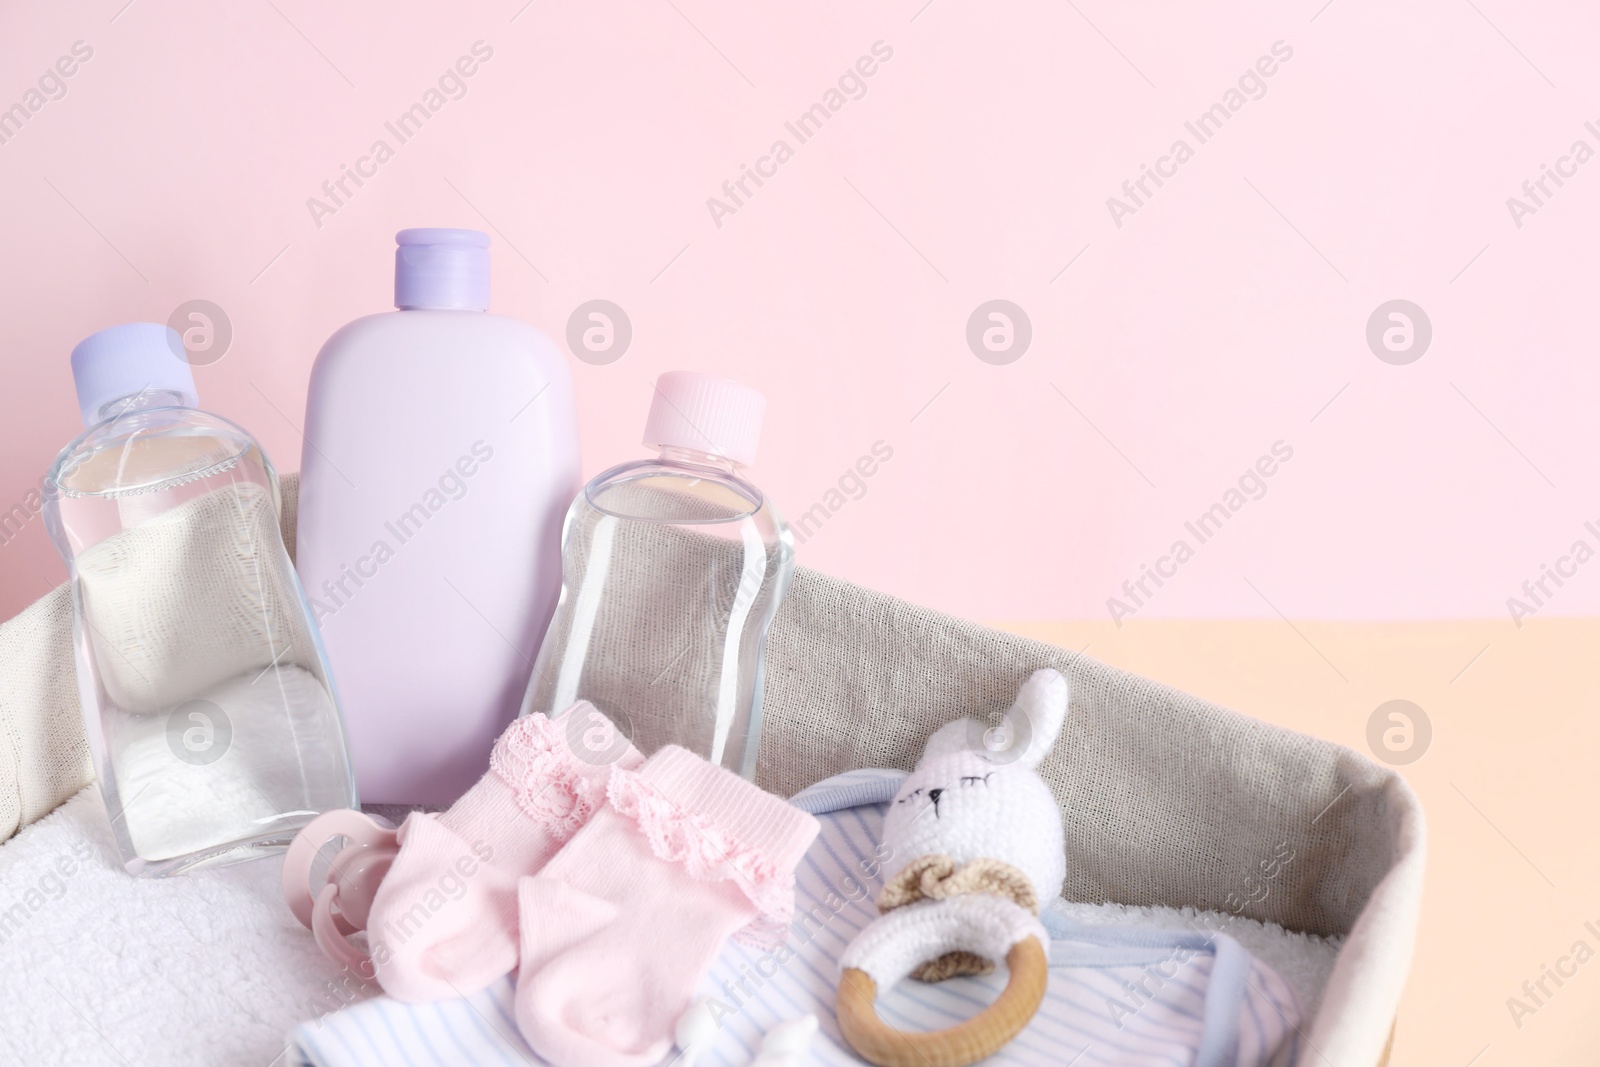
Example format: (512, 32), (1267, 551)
(0, 786), (361, 1066)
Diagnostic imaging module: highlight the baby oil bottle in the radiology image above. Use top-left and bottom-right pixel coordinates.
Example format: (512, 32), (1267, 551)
(522, 372), (792, 778)
(44, 323), (356, 876)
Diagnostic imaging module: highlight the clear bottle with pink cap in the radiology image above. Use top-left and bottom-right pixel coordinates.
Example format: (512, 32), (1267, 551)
(522, 372), (792, 779)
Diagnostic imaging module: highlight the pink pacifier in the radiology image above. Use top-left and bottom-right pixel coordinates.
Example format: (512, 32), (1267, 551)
(283, 809), (400, 974)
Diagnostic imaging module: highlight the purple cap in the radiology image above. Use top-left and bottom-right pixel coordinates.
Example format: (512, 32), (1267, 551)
(70, 323), (198, 428)
(394, 228), (490, 311)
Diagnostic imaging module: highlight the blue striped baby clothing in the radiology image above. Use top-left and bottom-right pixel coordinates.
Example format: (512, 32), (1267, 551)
(287, 768), (1303, 1067)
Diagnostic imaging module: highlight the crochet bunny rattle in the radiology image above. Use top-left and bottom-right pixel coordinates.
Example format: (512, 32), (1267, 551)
(837, 668), (1068, 1067)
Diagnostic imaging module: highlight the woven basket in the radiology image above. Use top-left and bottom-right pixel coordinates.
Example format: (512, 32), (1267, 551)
(0, 472), (1421, 1066)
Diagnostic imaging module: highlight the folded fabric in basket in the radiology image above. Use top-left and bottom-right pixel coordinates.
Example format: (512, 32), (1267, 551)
(286, 769), (1304, 1067)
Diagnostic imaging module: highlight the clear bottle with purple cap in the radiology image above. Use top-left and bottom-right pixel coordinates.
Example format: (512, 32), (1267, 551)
(521, 372), (793, 779)
(43, 323), (356, 876)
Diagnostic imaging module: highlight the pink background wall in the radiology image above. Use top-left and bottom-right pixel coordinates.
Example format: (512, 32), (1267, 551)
(1, 0), (1594, 626)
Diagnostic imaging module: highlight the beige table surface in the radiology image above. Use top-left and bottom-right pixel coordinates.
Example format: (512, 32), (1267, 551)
(993, 619), (1600, 1067)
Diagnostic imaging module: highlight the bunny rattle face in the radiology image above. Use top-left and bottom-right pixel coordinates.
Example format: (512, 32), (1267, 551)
(880, 668), (1070, 908)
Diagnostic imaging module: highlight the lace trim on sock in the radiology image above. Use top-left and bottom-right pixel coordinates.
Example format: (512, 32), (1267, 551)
(488, 714), (607, 841)
(605, 767), (795, 949)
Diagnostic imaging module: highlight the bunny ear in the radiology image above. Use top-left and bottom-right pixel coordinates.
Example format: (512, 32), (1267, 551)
(913, 670), (1070, 770)
(1006, 668), (1069, 771)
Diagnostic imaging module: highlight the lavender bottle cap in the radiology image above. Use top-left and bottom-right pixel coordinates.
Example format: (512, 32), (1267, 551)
(394, 228), (490, 311)
(69, 322), (198, 428)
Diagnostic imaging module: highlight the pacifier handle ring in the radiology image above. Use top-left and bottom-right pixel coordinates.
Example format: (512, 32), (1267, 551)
(323, 841), (397, 931)
(836, 938), (1049, 1067)
(311, 882), (375, 975)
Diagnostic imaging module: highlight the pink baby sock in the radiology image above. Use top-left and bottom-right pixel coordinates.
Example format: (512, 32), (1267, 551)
(365, 702), (643, 1002)
(514, 745), (819, 1067)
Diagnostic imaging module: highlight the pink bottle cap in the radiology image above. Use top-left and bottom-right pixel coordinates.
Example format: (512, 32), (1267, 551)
(642, 371), (767, 467)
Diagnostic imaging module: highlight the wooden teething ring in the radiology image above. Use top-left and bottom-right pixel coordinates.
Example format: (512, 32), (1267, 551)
(836, 938), (1049, 1067)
